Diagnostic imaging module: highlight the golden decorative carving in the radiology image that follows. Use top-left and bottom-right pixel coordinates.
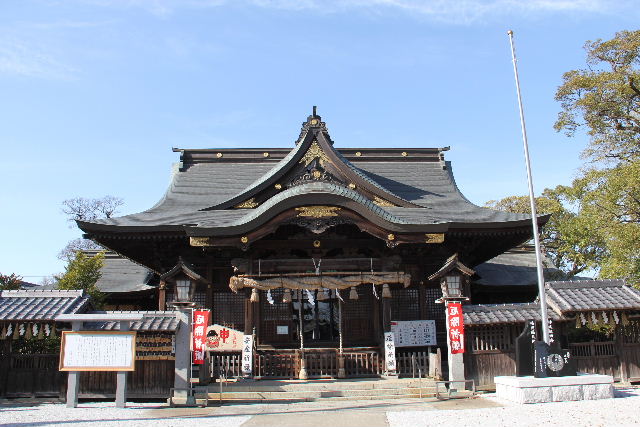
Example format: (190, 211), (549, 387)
(241, 236), (249, 244)
(300, 142), (331, 167)
(387, 233), (395, 241)
(263, 152), (270, 157)
(355, 151), (362, 157)
(425, 233), (445, 244)
(216, 152), (223, 158)
(190, 237), (213, 247)
(295, 206), (342, 218)
(313, 240), (321, 248)
(401, 151), (408, 157)
(348, 183), (356, 189)
(274, 183), (282, 190)
(235, 198), (259, 209)
(310, 119), (319, 125)
(373, 196), (395, 207)
(312, 170), (322, 179)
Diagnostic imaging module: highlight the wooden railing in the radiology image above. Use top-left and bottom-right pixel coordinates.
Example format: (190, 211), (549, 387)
(211, 353), (242, 378)
(208, 348), (432, 379)
(396, 350), (430, 378)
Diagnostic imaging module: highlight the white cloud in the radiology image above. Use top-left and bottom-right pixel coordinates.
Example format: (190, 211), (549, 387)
(77, 0), (633, 22)
(0, 38), (77, 79)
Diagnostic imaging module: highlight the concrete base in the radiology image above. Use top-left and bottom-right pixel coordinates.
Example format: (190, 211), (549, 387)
(495, 374), (614, 404)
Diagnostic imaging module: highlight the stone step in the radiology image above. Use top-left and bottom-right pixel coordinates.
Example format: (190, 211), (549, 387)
(209, 378), (436, 393)
(205, 389), (437, 403)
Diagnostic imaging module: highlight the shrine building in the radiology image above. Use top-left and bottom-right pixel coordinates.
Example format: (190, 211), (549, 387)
(76, 109), (545, 378)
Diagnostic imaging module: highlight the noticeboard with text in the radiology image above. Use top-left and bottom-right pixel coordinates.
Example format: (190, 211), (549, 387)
(59, 331), (136, 372)
(390, 320), (437, 347)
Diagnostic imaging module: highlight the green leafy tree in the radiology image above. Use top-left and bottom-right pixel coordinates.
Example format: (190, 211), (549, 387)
(554, 30), (640, 162)
(55, 251), (105, 306)
(485, 187), (606, 278)
(553, 30), (640, 285)
(0, 273), (22, 290)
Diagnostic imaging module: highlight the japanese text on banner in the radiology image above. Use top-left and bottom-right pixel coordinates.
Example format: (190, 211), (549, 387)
(447, 302), (465, 354)
(192, 310), (210, 365)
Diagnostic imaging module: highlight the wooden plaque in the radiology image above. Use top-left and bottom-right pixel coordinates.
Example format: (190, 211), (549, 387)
(59, 331), (137, 372)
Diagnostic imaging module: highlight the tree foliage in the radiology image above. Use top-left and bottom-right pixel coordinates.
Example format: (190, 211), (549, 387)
(0, 273), (22, 290)
(554, 30), (640, 162)
(55, 251), (105, 307)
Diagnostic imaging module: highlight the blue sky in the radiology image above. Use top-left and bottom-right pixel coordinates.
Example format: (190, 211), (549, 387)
(1, 0), (638, 281)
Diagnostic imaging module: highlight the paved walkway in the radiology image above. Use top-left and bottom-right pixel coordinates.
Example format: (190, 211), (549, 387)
(2, 389), (639, 427)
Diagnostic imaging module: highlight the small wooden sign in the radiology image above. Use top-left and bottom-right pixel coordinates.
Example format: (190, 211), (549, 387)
(59, 331), (136, 372)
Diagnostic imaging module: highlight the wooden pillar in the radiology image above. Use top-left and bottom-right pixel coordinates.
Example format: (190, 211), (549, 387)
(373, 294), (381, 344)
(243, 288), (255, 335)
(206, 262), (214, 310)
(382, 296), (392, 333)
(158, 281), (166, 311)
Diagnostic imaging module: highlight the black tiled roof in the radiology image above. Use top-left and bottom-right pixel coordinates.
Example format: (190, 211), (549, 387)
(473, 246), (562, 287)
(464, 303), (561, 326)
(464, 279), (640, 325)
(78, 114), (536, 233)
(83, 311), (179, 331)
(0, 290), (91, 321)
(546, 279), (640, 313)
(95, 251), (156, 293)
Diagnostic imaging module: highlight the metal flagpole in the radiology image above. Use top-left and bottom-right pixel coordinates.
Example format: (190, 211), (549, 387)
(507, 30), (551, 344)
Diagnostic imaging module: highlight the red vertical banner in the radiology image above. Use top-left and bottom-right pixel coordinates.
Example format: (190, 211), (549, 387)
(192, 309), (210, 365)
(447, 302), (465, 354)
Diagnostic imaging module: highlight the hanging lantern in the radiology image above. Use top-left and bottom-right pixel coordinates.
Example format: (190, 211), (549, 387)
(282, 288), (292, 303)
(349, 286), (359, 300)
(317, 288), (329, 301)
(250, 288), (260, 303)
(382, 284), (392, 298)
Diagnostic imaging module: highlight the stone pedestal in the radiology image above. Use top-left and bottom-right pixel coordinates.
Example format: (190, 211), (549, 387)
(495, 374), (614, 404)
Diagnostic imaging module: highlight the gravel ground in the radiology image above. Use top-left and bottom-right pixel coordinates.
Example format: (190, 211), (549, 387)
(2, 388), (639, 427)
(387, 388), (640, 427)
(0, 402), (251, 427)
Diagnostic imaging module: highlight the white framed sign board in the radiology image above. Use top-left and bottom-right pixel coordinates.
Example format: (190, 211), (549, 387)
(390, 320), (437, 347)
(59, 331), (136, 372)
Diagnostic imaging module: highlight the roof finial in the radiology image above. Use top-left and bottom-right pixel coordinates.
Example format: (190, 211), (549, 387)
(313, 105), (317, 117)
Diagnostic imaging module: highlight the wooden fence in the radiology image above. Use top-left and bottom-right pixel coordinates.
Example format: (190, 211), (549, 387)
(465, 321), (640, 389)
(0, 354), (174, 399)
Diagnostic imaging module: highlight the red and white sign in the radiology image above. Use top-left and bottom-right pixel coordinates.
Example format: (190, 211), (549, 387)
(447, 302), (465, 354)
(205, 325), (243, 352)
(192, 309), (210, 364)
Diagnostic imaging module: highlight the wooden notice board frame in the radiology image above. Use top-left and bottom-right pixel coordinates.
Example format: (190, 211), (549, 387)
(59, 331), (137, 372)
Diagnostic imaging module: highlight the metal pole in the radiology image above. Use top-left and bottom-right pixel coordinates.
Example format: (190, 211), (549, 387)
(507, 30), (550, 344)
(338, 298), (343, 355)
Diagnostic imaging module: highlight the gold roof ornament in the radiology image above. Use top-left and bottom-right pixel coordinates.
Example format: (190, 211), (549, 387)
(373, 196), (395, 207)
(235, 198), (259, 209)
(190, 237), (214, 247)
(295, 206), (341, 218)
(241, 236), (249, 244)
(300, 141), (331, 167)
(425, 233), (445, 244)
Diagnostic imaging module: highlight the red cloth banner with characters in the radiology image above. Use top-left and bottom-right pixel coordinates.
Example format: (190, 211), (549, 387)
(192, 309), (210, 364)
(447, 302), (465, 354)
